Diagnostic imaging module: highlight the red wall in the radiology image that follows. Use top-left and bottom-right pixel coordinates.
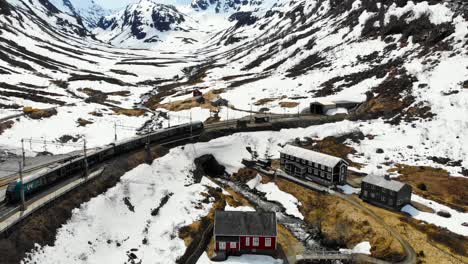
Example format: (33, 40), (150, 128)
(215, 236), (276, 251)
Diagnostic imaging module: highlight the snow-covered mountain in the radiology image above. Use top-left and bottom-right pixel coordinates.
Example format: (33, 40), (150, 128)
(48, 0), (110, 28)
(95, 0), (189, 45)
(1, 0), (468, 262)
(190, 0), (264, 13)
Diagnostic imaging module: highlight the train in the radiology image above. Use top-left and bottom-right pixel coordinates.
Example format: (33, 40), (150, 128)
(4, 121), (205, 204)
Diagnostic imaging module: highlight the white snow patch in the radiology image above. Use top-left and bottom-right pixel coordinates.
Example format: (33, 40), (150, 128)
(402, 195), (468, 236)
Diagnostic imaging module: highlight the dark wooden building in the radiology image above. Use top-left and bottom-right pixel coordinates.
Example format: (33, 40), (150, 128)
(280, 144), (348, 186)
(360, 175), (412, 210)
(214, 211), (277, 257)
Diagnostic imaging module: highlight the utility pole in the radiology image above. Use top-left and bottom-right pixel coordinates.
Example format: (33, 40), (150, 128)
(114, 122), (117, 142)
(168, 113), (171, 128)
(19, 161), (26, 211)
(83, 139), (89, 178)
(145, 135), (152, 165)
(190, 111), (193, 140)
(21, 139), (26, 167)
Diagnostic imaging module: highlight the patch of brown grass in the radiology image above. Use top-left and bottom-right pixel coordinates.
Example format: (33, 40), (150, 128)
(389, 164), (468, 212)
(23, 107), (57, 119)
(272, 173), (468, 263)
(156, 91), (221, 112)
(76, 118), (93, 127)
(254, 98), (277, 106)
(0, 120), (14, 135)
(279, 101), (300, 108)
(306, 136), (363, 169)
(231, 168), (258, 183)
(112, 108), (146, 117)
(89, 111), (103, 117)
(277, 224), (304, 263)
(272, 177), (405, 261)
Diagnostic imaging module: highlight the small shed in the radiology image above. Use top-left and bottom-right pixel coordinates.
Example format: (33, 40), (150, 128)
(360, 175), (412, 210)
(193, 89), (203, 97)
(214, 211), (277, 256)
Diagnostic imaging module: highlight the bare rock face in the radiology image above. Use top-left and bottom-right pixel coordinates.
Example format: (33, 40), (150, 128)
(191, 0), (263, 13)
(97, 1), (185, 41)
(193, 154), (226, 183)
(0, 0), (11, 16)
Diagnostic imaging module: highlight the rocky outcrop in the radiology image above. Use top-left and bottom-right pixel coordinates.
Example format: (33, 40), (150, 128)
(0, 0), (11, 16)
(191, 0), (263, 13)
(97, 1), (186, 42)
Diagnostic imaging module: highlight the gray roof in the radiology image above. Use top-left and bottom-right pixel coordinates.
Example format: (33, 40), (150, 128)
(362, 175), (407, 191)
(214, 211), (277, 237)
(281, 144), (346, 167)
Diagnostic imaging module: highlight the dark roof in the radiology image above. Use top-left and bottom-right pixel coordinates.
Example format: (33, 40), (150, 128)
(214, 211), (277, 237)
(362, 175), (407, 192)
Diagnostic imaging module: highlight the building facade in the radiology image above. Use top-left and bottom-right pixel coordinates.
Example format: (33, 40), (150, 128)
(280, 144), (348, 186)
(360, 175), (412, 210)
(214, 211), (277, 257)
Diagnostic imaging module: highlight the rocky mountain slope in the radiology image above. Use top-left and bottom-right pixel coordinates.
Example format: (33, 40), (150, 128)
(1, 0), (468, 263)
(95, 0), (190, 45)
(48, 0), (110, 28)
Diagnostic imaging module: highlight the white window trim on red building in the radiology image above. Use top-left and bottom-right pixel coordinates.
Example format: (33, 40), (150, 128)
(253, 237), (259, 246)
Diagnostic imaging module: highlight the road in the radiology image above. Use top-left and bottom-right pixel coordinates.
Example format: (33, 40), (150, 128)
(257, 167), (416, 264)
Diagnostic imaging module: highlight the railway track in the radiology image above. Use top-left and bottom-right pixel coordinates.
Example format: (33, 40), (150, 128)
(0, 113), (350, 235)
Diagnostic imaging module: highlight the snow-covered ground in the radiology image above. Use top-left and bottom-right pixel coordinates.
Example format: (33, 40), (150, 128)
(247, 175), (304, 219)
(22, 123), (467, 262)
(402, 194), (468, 236)
(198, 254), (283, 264)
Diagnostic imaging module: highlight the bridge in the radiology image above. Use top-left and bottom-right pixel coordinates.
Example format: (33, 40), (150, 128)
(297, 251), (353, 261)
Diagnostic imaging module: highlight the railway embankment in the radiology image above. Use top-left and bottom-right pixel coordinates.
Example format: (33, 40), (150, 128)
(0, 145), (169, 264)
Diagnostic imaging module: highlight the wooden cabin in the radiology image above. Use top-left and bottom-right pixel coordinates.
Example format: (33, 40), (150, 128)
(214, 211), (277, 257)
(360, 175), (412, 210)
(280, 144), (348, 186)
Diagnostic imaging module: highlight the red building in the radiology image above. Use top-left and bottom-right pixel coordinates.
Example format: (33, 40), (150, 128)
(213, 211), (277, 258)
(193, 89), (202, 97)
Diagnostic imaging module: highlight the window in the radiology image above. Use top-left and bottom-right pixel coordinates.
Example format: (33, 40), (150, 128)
(245, 237), (250, 246)
(363, 190), (368, 197)
(381, 196), (386, 202)
(321, 165), (325, 170)
(320, 171), (325, 177)
(314, 169), (318, 175)
(308, 167), (312, 173)
(327, 173), (332, 180)
(265, 238), (272, 247)
(382, 188), (387, 193)
(328, 167), (333, 172)
(370, 193), (375, 198)
(296, 157), (300, 162)
(219, 242), (226, 250)
(253, 237), (259, 246)
(308, 161), (313, 166)
(314, 163), (319, 168)
(302, 159), (306, 165)
(230, 242), (237, 249)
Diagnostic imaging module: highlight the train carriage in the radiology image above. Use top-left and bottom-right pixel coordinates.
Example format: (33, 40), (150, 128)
(4, 121), (205, 204)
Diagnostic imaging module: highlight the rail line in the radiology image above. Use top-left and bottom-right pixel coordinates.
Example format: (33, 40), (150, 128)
(0, 113), (351, 235)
